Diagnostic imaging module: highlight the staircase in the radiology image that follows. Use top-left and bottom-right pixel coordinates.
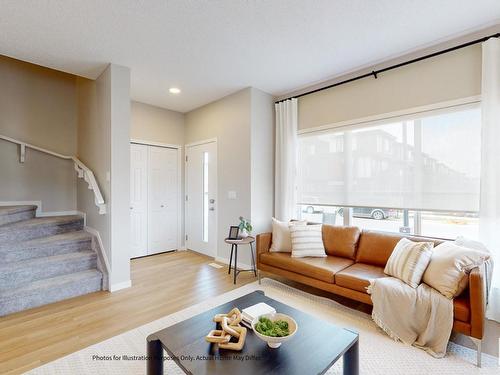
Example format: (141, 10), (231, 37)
(0, 205), (103, 316)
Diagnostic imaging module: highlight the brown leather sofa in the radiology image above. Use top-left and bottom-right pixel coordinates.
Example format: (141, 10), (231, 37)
(256, 225), (489, 364)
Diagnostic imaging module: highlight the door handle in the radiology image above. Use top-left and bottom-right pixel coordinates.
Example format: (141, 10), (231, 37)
(209, 207), (215, 211)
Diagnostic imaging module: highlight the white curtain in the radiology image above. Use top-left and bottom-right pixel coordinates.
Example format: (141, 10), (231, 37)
(275, 98), (298, 221)
(481, 38), (500, 322)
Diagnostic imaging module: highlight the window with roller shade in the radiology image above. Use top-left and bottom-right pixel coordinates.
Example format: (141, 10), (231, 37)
(297, 103), (481, 239)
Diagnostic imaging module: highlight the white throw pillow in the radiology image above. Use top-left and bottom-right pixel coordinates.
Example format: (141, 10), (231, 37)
(289, 224), (326, 258)
(423, 242), (490, 299)
(269, 218), (306, 253)
(454, 236), (490, 253)
(384, 238), (434, 288)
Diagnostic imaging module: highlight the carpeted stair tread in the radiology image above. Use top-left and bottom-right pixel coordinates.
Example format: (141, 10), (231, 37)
(0, 205), (37, 215)
(0, 231), (92, 262)
(0, 215), (83, 243)
(0, 270), (103, 316)
(0, 215), (82, 229)
(0, 205), (37, 226)
(0, 250), (97, 289)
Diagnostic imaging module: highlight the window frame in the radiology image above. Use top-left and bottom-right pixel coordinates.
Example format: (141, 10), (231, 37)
(296, 96), (482, 241)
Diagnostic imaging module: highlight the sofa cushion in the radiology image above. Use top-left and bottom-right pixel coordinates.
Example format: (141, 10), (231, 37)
(322, 225), (361, 259)
(260, 252), (353, 283)
(335, 263), (386, 293)
(453, 294), (470, 322)
(356, 231), (443, 267)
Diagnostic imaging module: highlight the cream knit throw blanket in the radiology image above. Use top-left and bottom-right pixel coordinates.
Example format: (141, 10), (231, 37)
(367, 277), (453, 358)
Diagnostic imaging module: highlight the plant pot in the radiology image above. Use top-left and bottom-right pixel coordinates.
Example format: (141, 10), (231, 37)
(239, 229), (249, 238)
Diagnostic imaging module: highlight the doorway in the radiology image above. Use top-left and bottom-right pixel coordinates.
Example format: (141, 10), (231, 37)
(130, 141), (180, 258)
(185, 139), (217, 257)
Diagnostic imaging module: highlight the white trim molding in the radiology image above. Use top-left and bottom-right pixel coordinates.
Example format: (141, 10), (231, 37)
(130, 140), (184, 254)
(184, 138), (218, 257)
(185, 137), (218, 148)
(131, 138), (182, 150)
(84, 226), (111, 276)
(109, 280), (132, 292)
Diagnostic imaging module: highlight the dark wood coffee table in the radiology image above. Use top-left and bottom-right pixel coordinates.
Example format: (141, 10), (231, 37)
(146, 291), (359, 375)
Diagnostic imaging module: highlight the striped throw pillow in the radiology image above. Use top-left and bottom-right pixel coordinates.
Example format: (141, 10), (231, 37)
(289, 224), (326, 258)
(384, 238), (434, 288)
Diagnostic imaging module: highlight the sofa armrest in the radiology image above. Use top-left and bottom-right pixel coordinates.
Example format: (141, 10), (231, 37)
(469, 262), (488, 339)
(256, 232), (272, 266)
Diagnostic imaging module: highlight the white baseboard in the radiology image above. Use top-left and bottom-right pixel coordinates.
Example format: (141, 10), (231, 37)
(110, 280), (132, 292)
(38, 210), (86, 223)
(215, 256), (252, 271)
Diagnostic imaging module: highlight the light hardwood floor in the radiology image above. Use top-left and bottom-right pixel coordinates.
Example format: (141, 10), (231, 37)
(1, 250), (499, 374)
(0, 250), (257, 375)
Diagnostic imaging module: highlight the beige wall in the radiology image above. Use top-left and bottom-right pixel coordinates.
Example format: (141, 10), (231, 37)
(185, 87), (274, 266)
(250, 88), (275, 236)
(109, 64), (132, 287)
(298, 44), (482, 130)
(77, 64), (132, 288)
(131, 101), (184, 145)
(0, 55), (78, 211)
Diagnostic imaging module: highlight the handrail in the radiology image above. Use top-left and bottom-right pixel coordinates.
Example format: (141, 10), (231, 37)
(0, 134), (106, 214)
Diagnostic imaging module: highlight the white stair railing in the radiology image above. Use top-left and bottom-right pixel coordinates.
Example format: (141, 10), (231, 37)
(0, 134), (106, 214)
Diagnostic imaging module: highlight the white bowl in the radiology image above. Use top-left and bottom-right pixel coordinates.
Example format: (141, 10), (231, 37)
(251, 313), (298, 348)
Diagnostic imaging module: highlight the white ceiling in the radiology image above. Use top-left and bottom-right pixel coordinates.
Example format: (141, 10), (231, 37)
(1, 1), (499, 113)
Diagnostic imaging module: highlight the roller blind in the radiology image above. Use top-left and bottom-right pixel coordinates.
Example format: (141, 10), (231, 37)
(297, 103), (481, 212)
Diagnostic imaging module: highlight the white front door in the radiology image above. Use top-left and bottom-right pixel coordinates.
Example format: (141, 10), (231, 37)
(130, 143), (148, 258)
(148, 146), (179, 254)
(186, 141), (217, 257)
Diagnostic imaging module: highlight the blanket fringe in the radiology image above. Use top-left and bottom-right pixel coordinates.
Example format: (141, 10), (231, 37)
(371, 311), (403, 343)
(372, 312), (445, 358)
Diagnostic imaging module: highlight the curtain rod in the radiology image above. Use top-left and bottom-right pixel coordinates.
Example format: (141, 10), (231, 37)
(275, 32), (500, 104)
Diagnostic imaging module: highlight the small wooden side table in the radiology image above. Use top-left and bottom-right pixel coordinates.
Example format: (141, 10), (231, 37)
(224, 236), (256, 284)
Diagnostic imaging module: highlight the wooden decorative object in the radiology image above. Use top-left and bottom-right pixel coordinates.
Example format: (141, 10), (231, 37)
(205, 329), (231, 344)
(213, 307), (242, 326)
(205, 308), (247, 351)
(218, 325), (247, 351)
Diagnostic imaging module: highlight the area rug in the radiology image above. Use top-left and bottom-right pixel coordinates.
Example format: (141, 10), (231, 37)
(28, 278), (498, 375)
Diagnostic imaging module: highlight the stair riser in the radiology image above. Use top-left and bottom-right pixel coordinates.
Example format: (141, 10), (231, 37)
(0, 275), (102, 316)
(0, 254), (97, 289)
(0, 239), (92, 263)
(0, 220), (83, 243)
(0, 209), (36, 226)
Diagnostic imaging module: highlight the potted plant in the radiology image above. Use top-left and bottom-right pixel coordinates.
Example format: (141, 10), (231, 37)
(238, 216), (252, 238)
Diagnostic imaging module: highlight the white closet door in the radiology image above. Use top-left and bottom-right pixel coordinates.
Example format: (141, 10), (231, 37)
(148, 146), (178, 254)
(130, 144), (149, 258)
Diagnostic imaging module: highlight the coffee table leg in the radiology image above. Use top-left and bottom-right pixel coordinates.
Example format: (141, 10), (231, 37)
(343, 339), (359, 375)
(228, 244), (234, 274)
(147, 334), (163, 375)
